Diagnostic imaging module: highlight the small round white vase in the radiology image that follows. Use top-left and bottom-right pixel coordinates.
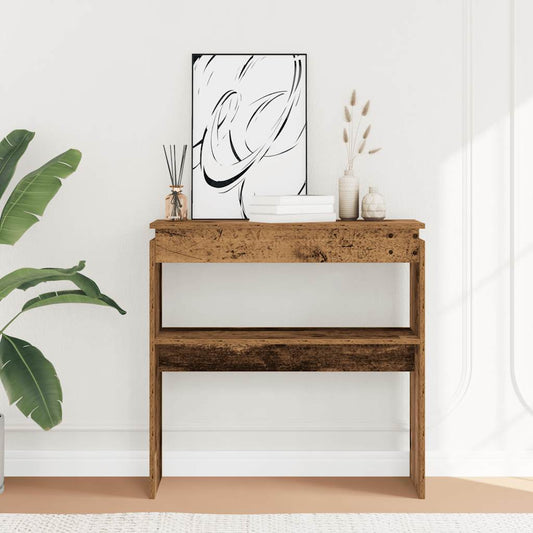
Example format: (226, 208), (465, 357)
(362, 186), (386, 220)
(338, 170), (359, 220)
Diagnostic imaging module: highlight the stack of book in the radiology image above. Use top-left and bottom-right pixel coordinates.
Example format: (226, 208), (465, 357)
(248, 195), (336, 223)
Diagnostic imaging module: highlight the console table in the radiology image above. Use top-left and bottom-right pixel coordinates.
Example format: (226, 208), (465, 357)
(149, 219), (425, 499)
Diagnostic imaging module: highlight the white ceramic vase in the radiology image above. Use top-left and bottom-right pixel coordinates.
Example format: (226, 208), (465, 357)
(362, 187), (386, 220)
(338, 170), (359, 220)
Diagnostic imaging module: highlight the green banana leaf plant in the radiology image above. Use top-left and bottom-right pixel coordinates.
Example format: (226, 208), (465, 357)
(0, 129), (125, 430)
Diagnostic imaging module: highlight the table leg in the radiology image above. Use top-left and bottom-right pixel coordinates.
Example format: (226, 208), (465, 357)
(149, 240), (162, 498)
(410, 346), (425, 498)
(410, 241), (425, 498)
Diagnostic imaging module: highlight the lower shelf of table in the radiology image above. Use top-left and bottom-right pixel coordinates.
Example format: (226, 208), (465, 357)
(154, 327), (420, 372)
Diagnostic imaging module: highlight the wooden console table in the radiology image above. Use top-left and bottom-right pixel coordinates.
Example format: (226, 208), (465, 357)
(149, 219), (425, 499)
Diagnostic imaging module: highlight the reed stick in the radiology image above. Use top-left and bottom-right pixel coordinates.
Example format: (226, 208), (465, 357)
(163, 146), (174, 185)
(172, 144), (178, 186)
(178, 145), (187, 186)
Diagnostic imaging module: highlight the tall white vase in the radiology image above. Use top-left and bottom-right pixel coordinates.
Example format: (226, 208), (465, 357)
(338, 170), (359, 220)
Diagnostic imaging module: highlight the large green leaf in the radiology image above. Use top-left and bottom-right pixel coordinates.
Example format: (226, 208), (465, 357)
(21, 290), (126, 315)
(0, 334), (62, 430)
(0, 261), (102, 301)
(0, 148), (82, 245)
(0, 130), (34, 200)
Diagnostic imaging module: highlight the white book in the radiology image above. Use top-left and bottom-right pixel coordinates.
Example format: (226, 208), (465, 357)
(248, 204), (333, 215)
(248, 212), (337, 223)
(252, 195), (335, 206)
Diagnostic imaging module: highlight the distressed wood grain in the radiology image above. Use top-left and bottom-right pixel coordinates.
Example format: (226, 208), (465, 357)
(158, 343), (415, 372)
(148, 220), (426, 499)
(410, 240), (425, 499)
(150, 220), (424, 263)
(149, 239), (162, 499)
(155, 327), (421, 346)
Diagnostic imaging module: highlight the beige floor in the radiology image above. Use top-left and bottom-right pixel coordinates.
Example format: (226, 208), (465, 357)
(0, 477), (532, 514)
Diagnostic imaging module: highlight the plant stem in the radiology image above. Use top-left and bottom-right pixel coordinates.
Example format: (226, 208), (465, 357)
(0, 311), (22, 335)
(345, 141), (351, 169)
(351, 113), (363, 167)
(350, 104), (356, 162)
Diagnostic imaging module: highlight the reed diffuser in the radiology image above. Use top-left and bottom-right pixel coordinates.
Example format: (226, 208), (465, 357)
(163, 144), (188, 220)
(338, 90), (382, 220)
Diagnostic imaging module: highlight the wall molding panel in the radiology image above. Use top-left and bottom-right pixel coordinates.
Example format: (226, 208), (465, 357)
(509, 0), (533, 416)
(428, 0), (474, 428)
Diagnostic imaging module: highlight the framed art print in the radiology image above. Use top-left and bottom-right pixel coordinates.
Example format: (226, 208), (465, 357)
(192, 54), (307, 219)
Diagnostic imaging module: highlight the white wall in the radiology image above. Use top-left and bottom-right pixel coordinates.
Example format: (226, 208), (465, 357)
(1, 0), (532, 476)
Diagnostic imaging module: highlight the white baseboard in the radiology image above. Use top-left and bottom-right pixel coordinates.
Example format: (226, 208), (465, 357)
(6, 450), (533, 477)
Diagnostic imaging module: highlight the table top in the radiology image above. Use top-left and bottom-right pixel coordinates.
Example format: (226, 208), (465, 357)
(150, 219), (425, 231)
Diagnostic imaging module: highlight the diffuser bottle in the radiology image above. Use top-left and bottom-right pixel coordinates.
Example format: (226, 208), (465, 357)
(165, 185), (188, 220)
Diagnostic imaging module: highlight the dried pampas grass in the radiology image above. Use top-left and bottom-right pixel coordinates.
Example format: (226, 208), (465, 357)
(344, 106), (352, 122)
(341, 90), (381, 170)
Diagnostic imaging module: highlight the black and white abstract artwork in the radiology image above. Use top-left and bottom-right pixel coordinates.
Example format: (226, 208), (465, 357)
(192, 54), (307, 219)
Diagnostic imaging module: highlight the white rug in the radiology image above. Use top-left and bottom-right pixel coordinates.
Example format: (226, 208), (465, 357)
(1, 513), (532, 532)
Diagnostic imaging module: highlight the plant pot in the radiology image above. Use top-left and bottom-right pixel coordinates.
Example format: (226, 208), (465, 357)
(338, 170), (359, 220)
(0, 413), (4, 494)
